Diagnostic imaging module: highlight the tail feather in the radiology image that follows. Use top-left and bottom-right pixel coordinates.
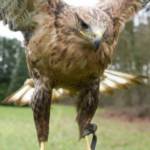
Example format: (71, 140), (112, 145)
(100, 70), (147, 94)
(2, 79), (34, 105)
(2, 70), (147, 106)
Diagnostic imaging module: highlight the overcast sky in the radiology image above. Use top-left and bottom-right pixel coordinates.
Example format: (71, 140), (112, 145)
(0, 22), (24, 42)
(0, 0), (149, 43)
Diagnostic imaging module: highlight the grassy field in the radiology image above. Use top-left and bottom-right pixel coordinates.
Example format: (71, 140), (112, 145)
(0, 105), (150, 150)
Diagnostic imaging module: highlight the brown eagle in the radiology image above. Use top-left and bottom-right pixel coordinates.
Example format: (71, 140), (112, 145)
(0, 0), (149, 150)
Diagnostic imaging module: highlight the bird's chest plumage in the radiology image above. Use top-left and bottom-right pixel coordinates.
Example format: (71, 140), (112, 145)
(26, 16), (110, 88)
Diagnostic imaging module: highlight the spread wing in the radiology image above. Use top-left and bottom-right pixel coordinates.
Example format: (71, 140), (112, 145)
(98, 0), (150, 21)
(0, 0), (49, 31)
(97, 0), (150, 39)
(2, 70), (147, 106)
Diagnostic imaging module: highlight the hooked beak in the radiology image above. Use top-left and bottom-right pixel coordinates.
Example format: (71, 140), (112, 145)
(92, 30), (104, 51)
(80, 29), (104, 51)
(93, 37), (101, 50)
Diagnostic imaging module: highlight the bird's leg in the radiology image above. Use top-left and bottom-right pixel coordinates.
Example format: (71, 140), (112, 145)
(40, 142), (47, 150)
(31, 80), (52, 150)
(85, 136), (91, 150)
(76, 79), (99, 150)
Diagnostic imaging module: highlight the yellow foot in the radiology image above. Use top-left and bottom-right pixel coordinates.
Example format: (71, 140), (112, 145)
(85, 136), (91, 150)
(40, 142), (47, 150)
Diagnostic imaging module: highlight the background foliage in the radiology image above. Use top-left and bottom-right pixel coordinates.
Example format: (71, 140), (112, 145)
(0, 38), (28, 100)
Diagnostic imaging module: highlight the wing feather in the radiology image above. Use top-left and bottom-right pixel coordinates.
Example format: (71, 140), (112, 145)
(2, 70), (147, 106)
(0, 0), (48, 31)
(100, 70), (147, 94)
(98, 0), (150, 20)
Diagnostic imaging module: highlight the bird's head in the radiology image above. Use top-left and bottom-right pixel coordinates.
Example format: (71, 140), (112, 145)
(53, 3), (113, 51)
(74, 12), (107, 50)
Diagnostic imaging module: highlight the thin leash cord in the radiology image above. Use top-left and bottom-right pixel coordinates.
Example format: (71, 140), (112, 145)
(91, 134), (97, 150)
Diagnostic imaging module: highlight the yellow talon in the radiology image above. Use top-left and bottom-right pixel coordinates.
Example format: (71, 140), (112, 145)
(85, 136), (91, 150)
(40, 142), (47, 150)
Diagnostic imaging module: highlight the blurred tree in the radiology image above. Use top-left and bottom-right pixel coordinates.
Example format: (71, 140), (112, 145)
(0, 37), (28, 100)
(7, 44), (28, 94)
(102, 18), (150, 115)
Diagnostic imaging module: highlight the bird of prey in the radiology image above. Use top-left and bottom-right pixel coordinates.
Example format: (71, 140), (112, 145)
(0, 0), (149, 150)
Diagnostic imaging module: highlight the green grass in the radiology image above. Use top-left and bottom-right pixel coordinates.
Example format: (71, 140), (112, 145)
(0, 105), (150, 150)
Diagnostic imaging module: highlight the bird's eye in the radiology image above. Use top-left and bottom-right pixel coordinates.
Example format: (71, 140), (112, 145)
(80, 20), (89, 29)
(75, 13), (89, 30)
